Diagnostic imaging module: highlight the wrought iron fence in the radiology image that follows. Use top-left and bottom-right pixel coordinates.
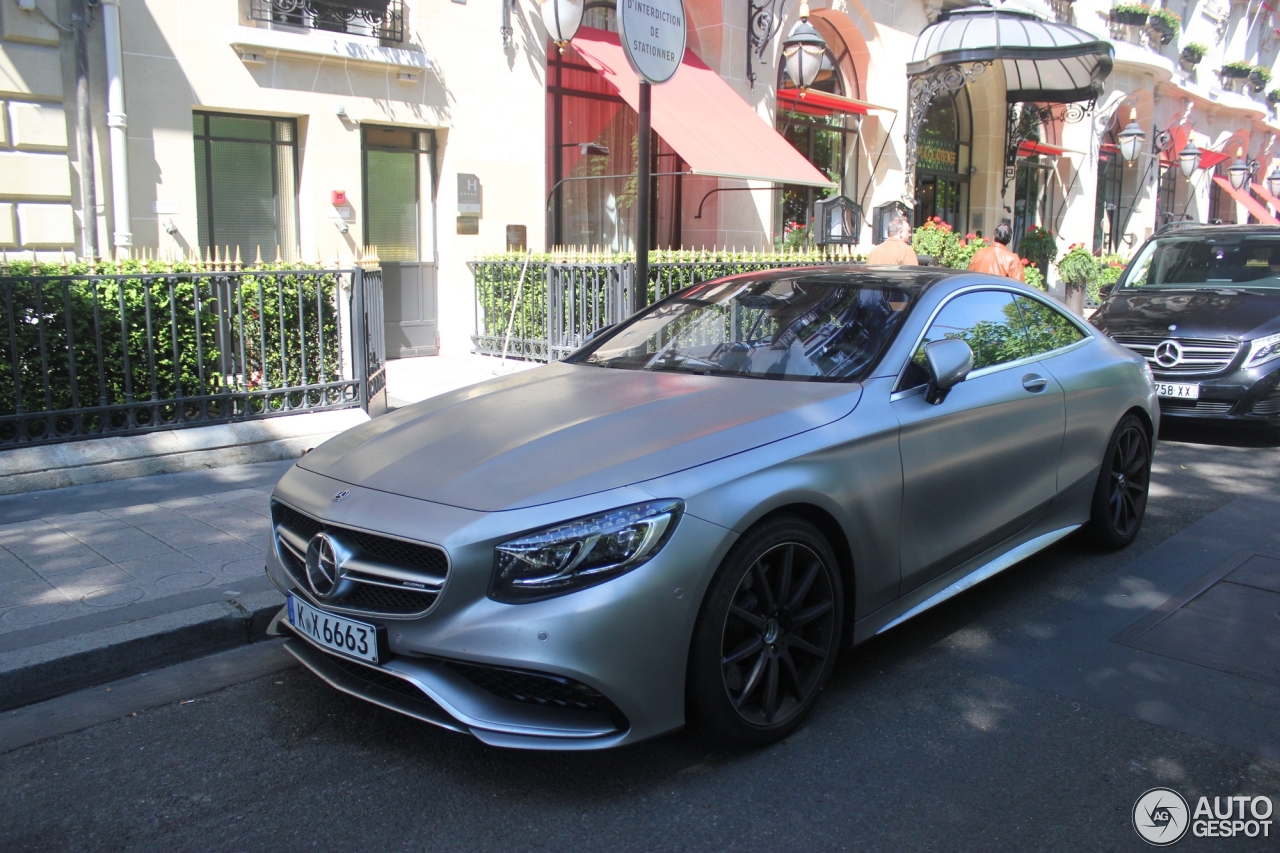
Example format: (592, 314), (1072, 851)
(0, 261), (386, 448)
(472, 248), (864, 362)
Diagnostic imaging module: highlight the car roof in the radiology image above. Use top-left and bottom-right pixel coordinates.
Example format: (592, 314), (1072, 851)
(704, 264), (963, 297)
(1152, 224), (1280, 238)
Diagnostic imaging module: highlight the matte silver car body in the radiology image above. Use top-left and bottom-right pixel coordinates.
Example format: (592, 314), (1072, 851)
(265, 268), (1158, 749)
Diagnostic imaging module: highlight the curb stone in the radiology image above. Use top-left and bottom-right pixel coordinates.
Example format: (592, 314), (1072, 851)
(0, 589), (286, 712)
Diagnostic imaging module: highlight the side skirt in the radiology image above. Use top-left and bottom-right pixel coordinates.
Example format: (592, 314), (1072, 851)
(858, 523), (1081, 641)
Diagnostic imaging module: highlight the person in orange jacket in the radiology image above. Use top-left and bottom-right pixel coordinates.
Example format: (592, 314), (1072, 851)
(968, 222), (1025, 282)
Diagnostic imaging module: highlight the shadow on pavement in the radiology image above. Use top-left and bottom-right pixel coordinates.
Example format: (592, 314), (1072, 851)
(1159, 418), (1280, 448)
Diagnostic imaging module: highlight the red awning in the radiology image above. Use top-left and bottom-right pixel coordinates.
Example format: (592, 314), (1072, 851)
(1018, 140), (1067, 157)
(1199, 149), (1231, 171)
(776, 88), (895, 117)
(1212, 176), (1280, 225)
(1251, 181), (1280, 214)
(570, 28), (834, 188)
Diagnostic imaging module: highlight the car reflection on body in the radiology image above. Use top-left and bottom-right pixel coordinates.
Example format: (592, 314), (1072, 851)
(1091, 225), (1280, 431)
(265, 267), (1158, 749)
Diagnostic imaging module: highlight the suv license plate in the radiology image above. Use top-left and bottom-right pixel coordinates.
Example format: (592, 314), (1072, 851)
(1155, 382), (1199, 399)
(288, 593), (382, 664)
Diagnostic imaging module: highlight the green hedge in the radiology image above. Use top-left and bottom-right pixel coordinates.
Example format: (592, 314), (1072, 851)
(1, 259), (343, 421)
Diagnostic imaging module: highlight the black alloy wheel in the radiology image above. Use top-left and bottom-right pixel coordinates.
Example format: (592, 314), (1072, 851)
(1087, 414), (1152, 549)
(688, 517), (842, 746)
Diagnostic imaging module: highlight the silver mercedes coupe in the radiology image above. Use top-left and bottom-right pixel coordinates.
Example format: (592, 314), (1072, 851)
(265, 267), (1158, 749)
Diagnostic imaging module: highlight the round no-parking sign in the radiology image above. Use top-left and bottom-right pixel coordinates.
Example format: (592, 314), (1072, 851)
(618, 0), (687, 85)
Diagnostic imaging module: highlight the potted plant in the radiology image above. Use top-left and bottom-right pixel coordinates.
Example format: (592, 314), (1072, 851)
(1018, 224), (1058, 280)
(1180, 42), (1206, 67)
(1222, 60), (1253, 79)
(1146, 7), (1181, 44)
(910, 217), (958, 266)
(1268, 89), (1280, 107)
(1251, 65), (1273, 94)
(1055, 243), (1099, 314)
(1110, 2), (1151, 25)
(1022, 260), (1045, 291)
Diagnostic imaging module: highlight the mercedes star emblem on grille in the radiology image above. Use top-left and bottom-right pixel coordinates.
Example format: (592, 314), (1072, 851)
(305, 532), (343, 597)
(332, 490), (350, 502)
(1154, 340), (1183, 368)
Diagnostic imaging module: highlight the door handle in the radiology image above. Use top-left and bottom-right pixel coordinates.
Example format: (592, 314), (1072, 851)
(1022, 374), (1048, 393)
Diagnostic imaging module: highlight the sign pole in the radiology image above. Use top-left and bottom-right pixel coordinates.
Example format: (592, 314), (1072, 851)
(617, 0), (686, 316)
(635, 80), (652, 312)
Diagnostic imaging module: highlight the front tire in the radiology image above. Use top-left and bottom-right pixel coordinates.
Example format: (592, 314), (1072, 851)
(1085, 414), (1152, 549)
(687, 516), (843, 747)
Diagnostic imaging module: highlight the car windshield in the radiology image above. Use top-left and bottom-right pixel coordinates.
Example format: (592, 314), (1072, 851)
(567, 276), (913, 381)
(1121, 235), (1280, 291)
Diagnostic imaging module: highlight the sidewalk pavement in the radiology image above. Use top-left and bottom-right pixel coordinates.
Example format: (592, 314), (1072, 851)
(0, 350), (544, 711)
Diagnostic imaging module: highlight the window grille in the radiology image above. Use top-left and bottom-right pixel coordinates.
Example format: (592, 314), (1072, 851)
(248, 0), (405, 42)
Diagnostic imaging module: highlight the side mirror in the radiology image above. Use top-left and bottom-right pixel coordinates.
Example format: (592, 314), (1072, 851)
(924, 338), (973, 404)
(1097, 283), (1114, 299)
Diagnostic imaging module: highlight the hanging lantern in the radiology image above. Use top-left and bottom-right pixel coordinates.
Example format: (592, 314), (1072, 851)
(1228, 148), (1249, 190)
(1117, 108), (1146, 164)
(1267, 166), (1280, 198)
(540, 0), (583, 52)
(1178, 139), (1201, 179)
(781, 1), (828, 91)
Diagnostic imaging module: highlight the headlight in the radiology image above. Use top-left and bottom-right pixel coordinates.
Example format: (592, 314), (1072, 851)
(490, 500), (683, 603)
(1245, 332), (1280, 369)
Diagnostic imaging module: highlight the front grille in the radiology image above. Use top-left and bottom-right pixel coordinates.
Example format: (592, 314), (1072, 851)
(1160, 399), (1235, 414)
(443, 660), (627, 726)
(272, 500), (447, 617)
(1113, 335), (1241, 375)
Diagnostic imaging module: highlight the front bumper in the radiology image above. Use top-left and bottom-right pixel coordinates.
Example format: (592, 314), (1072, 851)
(265, 465), (734, 750)
(1154, 360), (1280, 424)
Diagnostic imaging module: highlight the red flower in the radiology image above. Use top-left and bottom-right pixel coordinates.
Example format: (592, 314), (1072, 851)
(1020, 258), (1031, 265)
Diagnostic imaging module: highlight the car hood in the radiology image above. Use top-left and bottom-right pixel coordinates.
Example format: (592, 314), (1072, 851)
(1094, 288), (1280, 340)
(298, 361), (862, 512)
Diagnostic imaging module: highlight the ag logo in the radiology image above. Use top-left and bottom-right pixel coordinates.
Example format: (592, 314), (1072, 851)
(1134, 787), (1190, 846)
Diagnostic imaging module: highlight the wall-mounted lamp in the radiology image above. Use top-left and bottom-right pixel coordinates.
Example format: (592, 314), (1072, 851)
(1178, 139), (1201, 179)
(540, 0), (583, 53)
(1117, 108), (1146, 164)
(780, 1), (828, 91)
(1267, 166), (1280, 198)
(1228, 148), (1254, 190)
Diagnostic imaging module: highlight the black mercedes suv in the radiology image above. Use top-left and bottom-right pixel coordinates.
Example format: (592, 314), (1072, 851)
(1091, 225), (1280, 429)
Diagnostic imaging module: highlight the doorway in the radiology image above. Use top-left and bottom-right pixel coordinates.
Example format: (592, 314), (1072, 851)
(363, 126), (437, 358)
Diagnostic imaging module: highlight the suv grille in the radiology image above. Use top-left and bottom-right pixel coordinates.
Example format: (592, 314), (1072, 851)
(272, 501), (448, 617)
(1112, 335), (1241, 376)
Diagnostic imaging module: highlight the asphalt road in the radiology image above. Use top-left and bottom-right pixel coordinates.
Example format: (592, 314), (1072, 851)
(3, 422), (1279, 852)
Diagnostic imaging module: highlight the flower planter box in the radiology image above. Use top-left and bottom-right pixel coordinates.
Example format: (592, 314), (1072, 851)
(1222, 66), (1252, 80)
(1110, 9), (1150, 25)
(1148, 16), (1176, 44)
(1180, 48), (1203, 65)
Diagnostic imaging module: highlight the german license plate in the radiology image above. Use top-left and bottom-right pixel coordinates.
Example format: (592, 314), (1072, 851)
(1155, 382), (1199, 399)
(288, 593), (382, 664)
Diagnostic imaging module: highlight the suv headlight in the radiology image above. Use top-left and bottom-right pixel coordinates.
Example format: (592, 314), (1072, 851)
(1245, 333), (1280, 369)
(490, 500), (683, 603)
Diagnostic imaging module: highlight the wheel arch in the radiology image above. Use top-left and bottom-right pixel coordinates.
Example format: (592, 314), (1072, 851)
(745, 502), (858, 647)
(1124, 405), (1155, 441)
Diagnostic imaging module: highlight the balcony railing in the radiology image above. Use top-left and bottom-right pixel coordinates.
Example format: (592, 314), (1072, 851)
(249, 0), (404, 42)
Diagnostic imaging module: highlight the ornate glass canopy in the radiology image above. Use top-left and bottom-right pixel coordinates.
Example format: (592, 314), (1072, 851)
(903, 6), (1114, 203)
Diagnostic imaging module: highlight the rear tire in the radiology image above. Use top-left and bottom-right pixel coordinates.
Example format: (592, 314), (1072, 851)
(687, 516), (843, 747)
(1085, 414), (1152, 550)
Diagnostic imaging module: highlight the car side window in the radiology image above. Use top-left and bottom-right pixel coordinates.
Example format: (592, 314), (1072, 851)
(901, 291), (1032, 389)
(1014, 296), (1086, 356)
